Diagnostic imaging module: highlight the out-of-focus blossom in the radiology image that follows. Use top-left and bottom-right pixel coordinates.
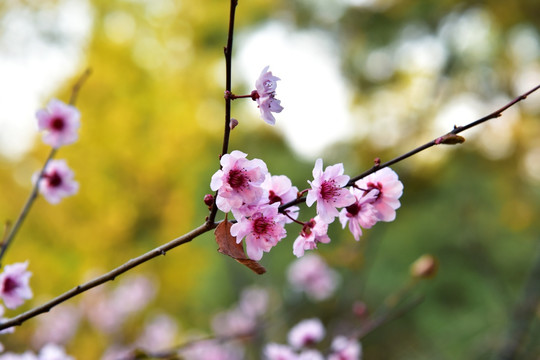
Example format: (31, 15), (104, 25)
(261, 174), (299, 223)
(254, 66), (283, 125)
(263, 343), (297, 360)
(135, 314), (178, 352)
(306, 159), (355, 224)
(287, 254), (340, 301)
(38, 344), (74, 360)
(298, 350), (324, 360)
(0, 261), (32, 309)
(287, 318), (325, 349)
(179, 339), (244, 360)
(210, 151), (268, 217)
(0, 351), (38, 360)
(33, 160), (79, 205)
(36, 99), (80, 148)
(354, 167), (403, 222)
(238, 287), (269, 318)
(292, 216), (331, 258)
(339, 189), (379, 241)
(230, 203), (287, 260)
(32, 304), (81, 347)
(328, 336), (362, 360)
(212, 307), (257, 338)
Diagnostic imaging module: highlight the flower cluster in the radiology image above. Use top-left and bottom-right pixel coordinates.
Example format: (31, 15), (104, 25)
(254, 66), (283, 125)
(210, 151), (403, 259)
(264, 318), (362, 360)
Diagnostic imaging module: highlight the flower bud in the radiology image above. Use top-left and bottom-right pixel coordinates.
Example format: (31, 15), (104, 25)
(229, 118), (239, 130)
(410, 254), (438, 279)
(204, 194), (214, 209)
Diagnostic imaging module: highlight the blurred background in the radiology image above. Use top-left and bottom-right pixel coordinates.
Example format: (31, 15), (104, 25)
(1, 0), (540, 358)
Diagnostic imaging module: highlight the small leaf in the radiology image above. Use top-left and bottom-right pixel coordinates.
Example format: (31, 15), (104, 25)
(214, 218), (266, 275)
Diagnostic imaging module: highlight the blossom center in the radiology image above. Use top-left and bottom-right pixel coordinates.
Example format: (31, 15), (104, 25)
(345, 202), (360, 216)
(366, 182), (383, 201)
(228, 169), (248, 189)
(3, 277), (18, 293)
(268, 190), (282, 204)
(51, 117), (65, 131)
(252, 213), (272, 235)
(47, 172), (63, 187)
(320, 180), (339, 201)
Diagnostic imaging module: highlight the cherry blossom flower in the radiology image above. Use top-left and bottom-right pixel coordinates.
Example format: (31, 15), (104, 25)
(306, 159), (355, 224)
(354, 167), (403, 222)
(238, 287), (269, 318)
(263, 343), (297, 360)
(254, 66), (284, 125)
(36, 99), (80, 148)
(33, 159), (79, 205)
(298, 350), (324, 360)
(210, 150), (268, 217)
(230, 203), (287, 260)
(38, 344), (74, 360)
(328, 336), (362, 360)
(287, 318), (325, 349)
(339, 188), (379, 241)
(0, 261), (33, 309)
(261, 174), (299, 223)
(287, 254), (340, 301)
(292, 216), (331, 258)
(255, 66), (280, 97)
(212, 307), (257, 338)
(179, 339), (244, 360)
(257, 96), (283, 125)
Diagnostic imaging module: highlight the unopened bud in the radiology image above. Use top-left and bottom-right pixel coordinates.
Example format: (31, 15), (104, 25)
(410, 254), (438, 279)
(352, 301), (368, 318)
(435, 134), (465, 145)
(229, 118), (239, 130)
(204, 194), (214, 209)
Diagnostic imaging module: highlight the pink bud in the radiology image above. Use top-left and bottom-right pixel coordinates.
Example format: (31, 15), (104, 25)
(229, 118), (239, 130)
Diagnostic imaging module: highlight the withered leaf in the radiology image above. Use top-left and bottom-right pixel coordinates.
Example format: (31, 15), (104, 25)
(214, 218), (266, 275)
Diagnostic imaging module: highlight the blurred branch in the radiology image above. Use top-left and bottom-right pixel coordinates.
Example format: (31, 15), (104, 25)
(279, 84), (540, 212)
(495, 242), (540, 360)
(0, 69), (91, 268)
(0, 222), (216, 331)
(208, 0), (238, 225)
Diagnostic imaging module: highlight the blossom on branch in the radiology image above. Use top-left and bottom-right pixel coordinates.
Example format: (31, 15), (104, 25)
(339, 188), (379, 241)
(306, 159), (355, 224)
(0, 261), (33, 309)
(293, 216), (331, 258)
(33, 159), (79, 205)
(328, 336), (362, 360)
(230, 203), (287, 260)
(254, 66), (283, 125)
(210, 150), (268, 217)
(354, 167), (403, 222)
(261, 174), (299, 223)
(36, 99), (80, 148)
(263, 343), (297, 360)
(287, 254), (340, 301)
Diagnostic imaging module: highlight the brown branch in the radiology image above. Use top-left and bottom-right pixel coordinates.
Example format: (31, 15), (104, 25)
(208, 0), (239, 225)
(279, 84), (540, 212)
(0, 222), (216, 331)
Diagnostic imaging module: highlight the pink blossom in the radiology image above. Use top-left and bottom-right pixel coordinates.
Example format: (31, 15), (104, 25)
(354, 167), (403, 222)
(255, 66), (280, 97)
(136, 314), (178, 352)
(298, 350), (324, 360)
(179, 339), (244, 360)
(263, 343), (297, 360)
(33, 160), (79, 205)
(261, 174), (299, 223)
(210, 151), (268, 217)
(212, 307), (257, 338)
(0, 261), (32, 309)
(32, 304), (81, 347)
(36, 99), (80, 148)
(38, 344), (74, 360)
(230, 203), (287, 260)
(306, 159), (355, 224)
(292, 216), (331, 258)
(255, 66), (284, 125)
(339, 188), (379, 241)
(328, 336), (362, 360)
(287, 254), (340, 301)
(257, 96), (283, 125)
(287, 318), (325, 349)
(238, 286), (269, 318)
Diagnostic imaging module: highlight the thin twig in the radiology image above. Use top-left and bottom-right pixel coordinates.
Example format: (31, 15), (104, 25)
(0, 222), (216, 331)
(278, 84), (540, 212)
(0, 69), (92, 267)
(208, 0), (239, 225)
